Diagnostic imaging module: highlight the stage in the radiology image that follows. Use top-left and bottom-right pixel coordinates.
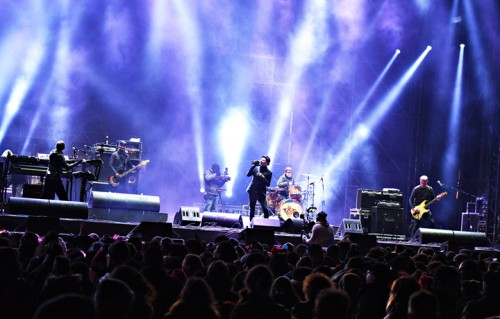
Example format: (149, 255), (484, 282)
(1, 207), (497, 255)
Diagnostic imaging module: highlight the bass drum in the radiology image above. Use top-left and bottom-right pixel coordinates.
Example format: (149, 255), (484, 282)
(277, 199), (303, 220)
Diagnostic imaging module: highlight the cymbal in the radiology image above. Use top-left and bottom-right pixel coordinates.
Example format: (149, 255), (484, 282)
(267, 187), (285, 191)
(300, 173), (316, 177)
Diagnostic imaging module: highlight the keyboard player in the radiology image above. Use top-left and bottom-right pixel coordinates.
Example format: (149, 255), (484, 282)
(41, 141), (84, 200)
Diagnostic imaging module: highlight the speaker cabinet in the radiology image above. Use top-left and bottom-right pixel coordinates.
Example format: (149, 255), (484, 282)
(173, 206), (202, 226)
(412, 228), (490, 247)
(250, 217), (281, 230)
(370, 207), (404, 235)
(201, 212), (243, 228)
(127, 221), (172, 241)
(337, 218), (363, 237)
(8, 197), (88, 219)
(281, 218), (305, 234)
(461, 213), (480, 232)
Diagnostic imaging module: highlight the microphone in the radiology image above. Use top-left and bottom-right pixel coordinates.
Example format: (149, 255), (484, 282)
(437, 180), (443, 187)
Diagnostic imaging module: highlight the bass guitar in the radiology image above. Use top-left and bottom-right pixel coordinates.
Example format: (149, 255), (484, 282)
(411, 191), (447, 220)
(109, 160), (150, 187)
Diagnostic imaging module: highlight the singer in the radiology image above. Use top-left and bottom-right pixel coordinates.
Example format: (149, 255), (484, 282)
(246, 155), (272, 221)
(408, 175), (440, 237)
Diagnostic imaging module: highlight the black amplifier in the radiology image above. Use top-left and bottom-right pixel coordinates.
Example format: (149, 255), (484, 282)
(356, 188), (404, 210)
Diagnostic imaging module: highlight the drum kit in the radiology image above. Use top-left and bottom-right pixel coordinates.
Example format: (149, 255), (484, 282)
(266, 173), (319, 222)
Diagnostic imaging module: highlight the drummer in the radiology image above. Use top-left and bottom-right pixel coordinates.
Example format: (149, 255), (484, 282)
(276, 166), (295, 199)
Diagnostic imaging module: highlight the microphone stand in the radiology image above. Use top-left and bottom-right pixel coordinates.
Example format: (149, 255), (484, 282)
(439, 181), (478, 232)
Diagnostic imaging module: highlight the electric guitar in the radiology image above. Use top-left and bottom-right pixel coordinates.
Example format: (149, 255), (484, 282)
(109, 160), (149, 187)
(411, 192), (447, 220)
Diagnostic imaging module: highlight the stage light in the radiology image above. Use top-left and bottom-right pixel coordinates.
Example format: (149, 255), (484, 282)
(219, 107), (250, 198)
(323, 46), (432, 181)
(441, 43), (464, 191)
(268, 0), (328, 161)
(460, 43), (465, 48)
(396, 49), (401, 54)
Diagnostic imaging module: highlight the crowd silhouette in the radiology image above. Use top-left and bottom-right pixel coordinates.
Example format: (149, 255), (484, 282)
(0, 228), (499, 319)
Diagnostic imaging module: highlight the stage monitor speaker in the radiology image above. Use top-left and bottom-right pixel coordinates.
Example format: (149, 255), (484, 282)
(90, 191), (160, 212)
(250, 217), (281, 230)
(281, 218), (305, 234)
(127, 221), (172, 241)
(90, 208), (167, 223)
(337, 218), (363, 237)
(240, 228), (275, 246)
(412, 228), (490, 247)
(26, 216), (61, 235)
(173, 206), (202, 226)
(8, 197), (88, 219)
(201, 212), (243, 228)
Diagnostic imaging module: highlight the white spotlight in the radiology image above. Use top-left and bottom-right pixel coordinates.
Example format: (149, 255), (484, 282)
(426, 45), (432, 51)
(460, 43), (465, 48)
(395, 49), (401, 55)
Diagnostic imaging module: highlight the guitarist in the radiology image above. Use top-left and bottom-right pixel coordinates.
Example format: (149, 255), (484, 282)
(409, 175), (441, 237)
(109, 140), (141, 194)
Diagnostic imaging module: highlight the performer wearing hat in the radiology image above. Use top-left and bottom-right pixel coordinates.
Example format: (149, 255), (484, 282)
(109, 140), (141, 193)
(203, 163), (231, 212)
(246, 155), (272, 221)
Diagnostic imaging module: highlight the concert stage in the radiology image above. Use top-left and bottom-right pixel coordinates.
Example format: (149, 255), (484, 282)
(0, 208), (496, 254)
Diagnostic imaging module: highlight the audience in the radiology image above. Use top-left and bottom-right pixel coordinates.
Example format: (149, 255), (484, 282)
(0, 225), (499, 319)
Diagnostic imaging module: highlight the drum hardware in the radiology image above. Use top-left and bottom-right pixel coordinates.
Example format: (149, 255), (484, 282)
(300, 173), (317, 177)
(216, 188), (226, 212)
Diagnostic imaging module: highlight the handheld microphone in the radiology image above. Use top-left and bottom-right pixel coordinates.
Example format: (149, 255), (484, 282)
(437, 180), (443, 187)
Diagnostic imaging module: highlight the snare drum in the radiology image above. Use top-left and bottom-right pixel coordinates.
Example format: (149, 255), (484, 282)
(289, 185), (302, 202)
(277, 199), (303, 220)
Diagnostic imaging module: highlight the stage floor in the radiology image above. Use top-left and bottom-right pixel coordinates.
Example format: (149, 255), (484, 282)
(0, 210), (497, 253)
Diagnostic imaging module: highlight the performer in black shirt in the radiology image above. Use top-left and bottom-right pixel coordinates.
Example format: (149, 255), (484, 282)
(409, 175), (441, 236)
(41, 141), (83, 200)
(246, 155), (272, 221)
(109, 140), (141, 193)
